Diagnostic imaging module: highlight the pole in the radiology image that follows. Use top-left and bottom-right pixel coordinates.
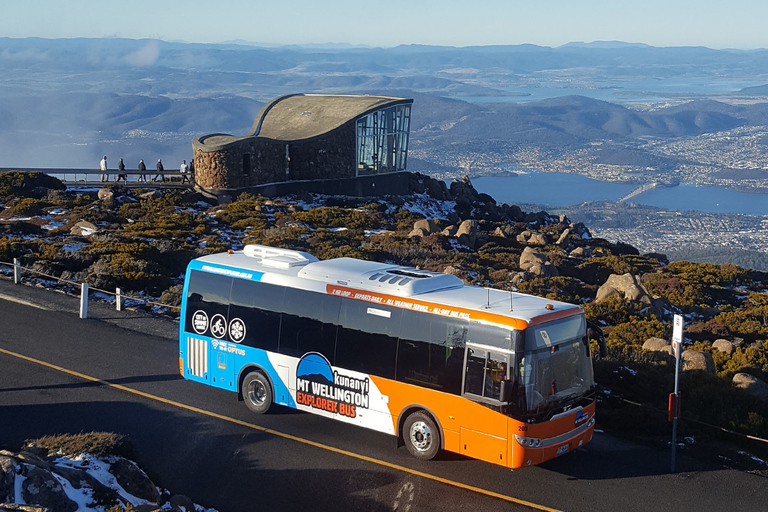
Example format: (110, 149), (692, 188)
(116, 287), (122, 311)
(671, 314), (684, 473)
(80, 282), (88, 319)
(13, 258), (20, 284)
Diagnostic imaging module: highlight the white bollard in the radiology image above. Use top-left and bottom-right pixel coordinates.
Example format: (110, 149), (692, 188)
(13, 258), (20, 284)
(116, 287), (122, 311)
(80, 282), (88, 319)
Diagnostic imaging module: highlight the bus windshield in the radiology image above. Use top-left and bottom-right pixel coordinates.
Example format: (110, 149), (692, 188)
(519, 314), (594, 414)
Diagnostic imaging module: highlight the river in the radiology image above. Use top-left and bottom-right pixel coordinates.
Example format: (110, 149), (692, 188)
(470, 173), (768, 216)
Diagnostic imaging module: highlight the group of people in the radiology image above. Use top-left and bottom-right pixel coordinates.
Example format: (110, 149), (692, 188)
(98, 156), (194, 183)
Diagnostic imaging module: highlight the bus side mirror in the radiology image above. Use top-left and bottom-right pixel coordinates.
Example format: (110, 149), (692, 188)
(499, 379), (513, 403)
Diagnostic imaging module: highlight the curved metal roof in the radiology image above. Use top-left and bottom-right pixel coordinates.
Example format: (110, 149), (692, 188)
(193, 93), (412, 152)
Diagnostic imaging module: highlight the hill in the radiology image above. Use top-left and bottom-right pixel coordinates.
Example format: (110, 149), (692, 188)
(2, 170), (768, 465)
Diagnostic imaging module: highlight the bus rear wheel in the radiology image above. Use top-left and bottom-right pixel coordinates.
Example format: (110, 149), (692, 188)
(403, 411), (440, 460)
(242, 371), (273, 414)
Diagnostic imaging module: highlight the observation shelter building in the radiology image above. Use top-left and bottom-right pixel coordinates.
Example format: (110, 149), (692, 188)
(192, 94), (413, 199)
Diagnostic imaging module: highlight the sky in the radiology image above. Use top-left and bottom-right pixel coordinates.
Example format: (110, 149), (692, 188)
(2, 0), (767, 49)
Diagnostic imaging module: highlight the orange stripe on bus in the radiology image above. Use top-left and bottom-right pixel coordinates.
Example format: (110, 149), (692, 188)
(327, 284), (533, 329)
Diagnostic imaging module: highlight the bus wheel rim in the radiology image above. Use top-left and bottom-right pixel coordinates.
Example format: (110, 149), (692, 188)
(248, 381), (266, 404)
(409, 421), (432, 451)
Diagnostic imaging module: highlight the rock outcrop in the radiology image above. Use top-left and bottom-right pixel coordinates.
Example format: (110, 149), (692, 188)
(0, 447), (196, 512)
(596, 273), (652, 304)
(519, 247), (558, 277)
(643, 337), (672, 355)
(682, 350), (716, 375)
(712, 339), (735, 355)
(732, 373), (768, 399)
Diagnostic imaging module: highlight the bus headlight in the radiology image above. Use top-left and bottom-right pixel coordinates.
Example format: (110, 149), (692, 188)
(515, 435), (542, 448)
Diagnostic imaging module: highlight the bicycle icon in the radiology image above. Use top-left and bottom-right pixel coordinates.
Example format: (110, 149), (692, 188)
(210, 314), (227, 339)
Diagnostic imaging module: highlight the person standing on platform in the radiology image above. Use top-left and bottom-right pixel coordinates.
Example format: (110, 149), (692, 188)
(116, 158), (127, 182)
(137, 159), (147, 182)
(153, 159), (164, 182)
(180, 159), (190, 183)
(100, 156), (108, 182)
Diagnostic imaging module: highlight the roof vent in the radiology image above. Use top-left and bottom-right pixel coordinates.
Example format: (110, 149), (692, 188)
(242, 244), (318, 269)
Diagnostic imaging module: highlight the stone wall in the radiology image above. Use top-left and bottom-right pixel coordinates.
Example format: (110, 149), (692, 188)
(193, 122), (357, 189)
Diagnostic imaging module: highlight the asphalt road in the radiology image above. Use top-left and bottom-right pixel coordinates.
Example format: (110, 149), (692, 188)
(1, 279), (768, 512)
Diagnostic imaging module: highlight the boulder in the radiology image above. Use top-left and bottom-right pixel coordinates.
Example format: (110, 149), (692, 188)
(456, 219), (478, 248)
(109, 458), (162, 504)
(570, 222), (592, 239)
(682, 350), (716, 375)
(21, 466), (77, 512)
(520, 246), (549, 271)
(69, 220), (98, 236)
(97, 188), (114, 201)
(441, 225), (458, 237)
(556, 228), (571, 245)
(407, 227), (430, 238)
(732, 373), (768, 399)
(413, 219), (441, 235)
(569, 246), (593, 259)
(596, 273), (652, 304)
(519, 247), (558, 277)
(492, 226), (507, 238)
(169, 494), (196, 512)
(527, 232), (549, 246)
(0, 456), (16, 504)
(528, 263), (559, 278)
(643, 337), (672, 355)
(712, 339), (735, 355)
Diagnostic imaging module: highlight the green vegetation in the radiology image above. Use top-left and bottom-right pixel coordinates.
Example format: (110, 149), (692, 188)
(26, 432), (133, 458)
(3, 170), (768, 461)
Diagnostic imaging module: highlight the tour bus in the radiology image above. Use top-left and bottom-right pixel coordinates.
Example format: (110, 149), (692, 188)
(179, 244), (603, 469)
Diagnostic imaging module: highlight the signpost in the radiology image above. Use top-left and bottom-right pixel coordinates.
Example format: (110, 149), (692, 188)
(670, 314), (684, 473)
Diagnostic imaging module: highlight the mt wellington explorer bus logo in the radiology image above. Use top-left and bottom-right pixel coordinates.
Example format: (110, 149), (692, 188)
(296, 353), (369, 419)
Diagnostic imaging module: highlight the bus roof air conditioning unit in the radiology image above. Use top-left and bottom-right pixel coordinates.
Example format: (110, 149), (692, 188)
(242, 244), (318, 269)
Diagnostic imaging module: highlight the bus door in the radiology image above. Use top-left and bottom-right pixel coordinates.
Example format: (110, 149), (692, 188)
(460, 344), (513, 466)
(206, 313), (237, 390)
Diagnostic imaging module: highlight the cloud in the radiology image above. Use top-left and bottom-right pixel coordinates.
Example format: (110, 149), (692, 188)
(126, 39), (160, 67)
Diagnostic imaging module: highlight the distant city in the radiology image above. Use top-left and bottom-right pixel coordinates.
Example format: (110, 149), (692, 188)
(2, 37), (768, 263)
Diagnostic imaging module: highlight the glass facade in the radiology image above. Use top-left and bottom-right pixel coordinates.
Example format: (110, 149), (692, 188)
(356, 103), (411, 176)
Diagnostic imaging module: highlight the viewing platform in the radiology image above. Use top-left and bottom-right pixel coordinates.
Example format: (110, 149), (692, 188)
(0, 168), (195, 189)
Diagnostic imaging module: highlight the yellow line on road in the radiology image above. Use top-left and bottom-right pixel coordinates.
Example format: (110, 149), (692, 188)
(0, 347), (562, 512)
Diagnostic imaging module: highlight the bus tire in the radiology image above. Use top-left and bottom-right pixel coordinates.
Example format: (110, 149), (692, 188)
(242, 371), (272, 414)
(403, 411), (440, 460)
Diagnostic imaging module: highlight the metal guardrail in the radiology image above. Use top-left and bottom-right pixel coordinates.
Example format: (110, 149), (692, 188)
(0, 257), (180, 318)
(0, 168), (195, 188)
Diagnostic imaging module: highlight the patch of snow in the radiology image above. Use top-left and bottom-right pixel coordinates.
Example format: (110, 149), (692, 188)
(42, 221), (64, 231)
(14, 469), (26, 505)
(364, 229), (393, 236)
(620, 366), (637, 376)
(738, 451), (768, 465)
(328, 227), (348, 232)
(63, 242), (87, 252)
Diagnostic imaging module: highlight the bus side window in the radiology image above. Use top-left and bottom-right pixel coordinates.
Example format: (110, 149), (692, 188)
(185, 270), (233, 339)
(336, 299), (400, 379)
(280, 289), (340, 360)
(397, 312), (465, 394)
(464, 348), (486, 396)
(229, 279), (284, 352)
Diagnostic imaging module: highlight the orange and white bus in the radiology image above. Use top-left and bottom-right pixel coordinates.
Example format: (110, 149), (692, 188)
(179, 244), (602, 469)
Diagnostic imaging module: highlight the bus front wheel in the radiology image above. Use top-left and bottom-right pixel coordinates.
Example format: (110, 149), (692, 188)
(403, 411), (440, 460)
(242, 372), (273, 414)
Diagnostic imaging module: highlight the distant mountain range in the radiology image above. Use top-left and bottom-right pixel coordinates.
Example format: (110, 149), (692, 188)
(2, 37), (768, 168)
